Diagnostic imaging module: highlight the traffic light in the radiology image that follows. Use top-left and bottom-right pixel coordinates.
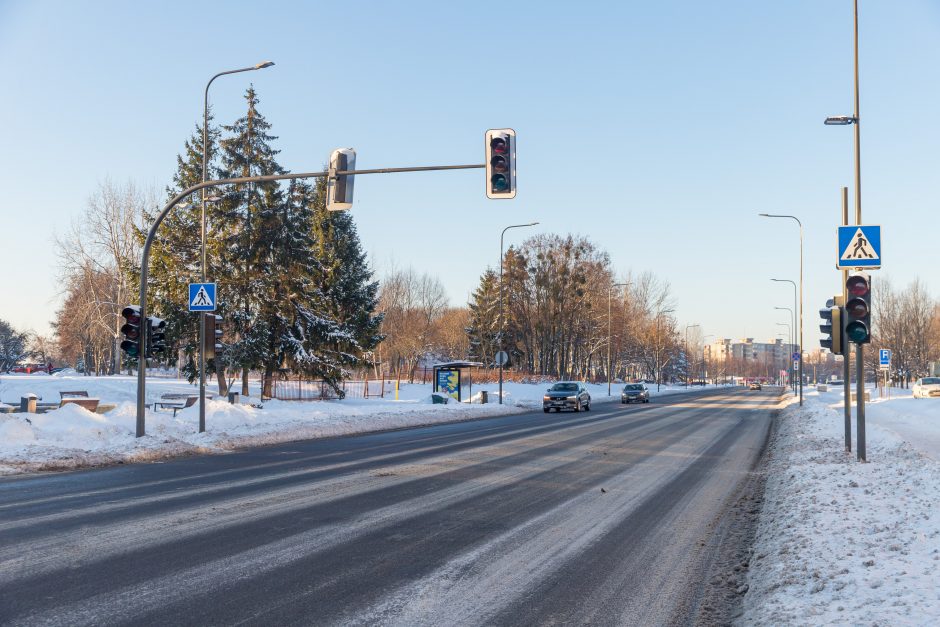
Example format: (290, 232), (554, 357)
(819, 298), (843, 356)
(485, 128), (516, 199)
(147, 317), (167, 358)
(326, 148), (356, 211)
(120, 305), (142, 358)
(204, 313), (223, 360)
(844, 272), (872, 344)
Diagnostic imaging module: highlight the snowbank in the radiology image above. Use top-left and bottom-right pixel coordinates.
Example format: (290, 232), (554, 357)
(741, 391), (940, 624)
(0, 374), (710, 475)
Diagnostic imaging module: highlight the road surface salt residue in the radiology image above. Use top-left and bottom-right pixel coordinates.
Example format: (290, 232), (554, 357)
(741, 391), (940, 625)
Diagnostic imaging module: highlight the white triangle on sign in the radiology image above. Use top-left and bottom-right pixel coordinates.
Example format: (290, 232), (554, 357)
(191, 286), (214, 308)
(841, 228), (878, 261)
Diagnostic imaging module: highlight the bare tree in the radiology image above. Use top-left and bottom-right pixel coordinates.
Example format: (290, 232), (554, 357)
(53, 179), (153, 373)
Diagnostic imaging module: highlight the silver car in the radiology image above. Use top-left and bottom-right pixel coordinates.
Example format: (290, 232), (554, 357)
(621, 383), (650, 404)
(543, 382), (591, 413)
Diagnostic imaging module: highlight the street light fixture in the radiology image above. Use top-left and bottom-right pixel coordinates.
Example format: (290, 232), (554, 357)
(199, 61), (274, 433)
(771, 278), (798, 392)
(685, 323), (700, 388)
(654, 308), (675, 392)
(760, 213), (804, 406)
(498, 222), (539, 404)
(702, 334), (713, 385)
(608, 282), (630, 395)
(823, 116), (857, 126)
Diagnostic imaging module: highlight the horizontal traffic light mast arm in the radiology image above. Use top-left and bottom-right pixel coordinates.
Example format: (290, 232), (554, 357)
(136, 162), (486, 438)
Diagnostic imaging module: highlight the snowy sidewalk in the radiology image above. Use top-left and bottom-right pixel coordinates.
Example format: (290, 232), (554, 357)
(741, 391), (940, 625)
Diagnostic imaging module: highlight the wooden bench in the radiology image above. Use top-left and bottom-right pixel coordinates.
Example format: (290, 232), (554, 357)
(59, 390), (89, 399)
(152, 395), (199, 416)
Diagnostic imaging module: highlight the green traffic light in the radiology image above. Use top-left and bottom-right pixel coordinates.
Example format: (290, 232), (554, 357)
(845, 321), (869, 343)
(491, 174), (509, 192)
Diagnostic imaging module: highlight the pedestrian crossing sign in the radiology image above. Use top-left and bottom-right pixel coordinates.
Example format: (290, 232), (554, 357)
(188, 282), (216, 311)
(838, 225), (881, 269)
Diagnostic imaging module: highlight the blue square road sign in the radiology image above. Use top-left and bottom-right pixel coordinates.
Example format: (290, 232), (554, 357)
(189, 282), (216, 312)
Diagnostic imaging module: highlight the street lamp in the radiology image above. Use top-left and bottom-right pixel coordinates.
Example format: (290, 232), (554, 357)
(498, 222), (538, 404)
(702, 334), (713, 384)
(825, 0), (865, 462)
(775, 320), (793, 392)
(771, 278), (797, 376)
(760, 213), (804, 406)
(608, 282), (630, 395)
(654, 308), (675, 392)
(199, 61), (274, 433)
(685, 323), (700, 388)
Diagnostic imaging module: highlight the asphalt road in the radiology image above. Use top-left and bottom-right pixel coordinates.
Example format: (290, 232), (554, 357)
(0, 387), (780, 626)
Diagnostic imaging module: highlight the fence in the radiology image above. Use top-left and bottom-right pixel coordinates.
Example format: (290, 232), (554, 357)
(272, 378), (391, 401)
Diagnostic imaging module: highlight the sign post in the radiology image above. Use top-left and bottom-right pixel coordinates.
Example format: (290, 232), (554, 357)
(189, 282), (216, 433)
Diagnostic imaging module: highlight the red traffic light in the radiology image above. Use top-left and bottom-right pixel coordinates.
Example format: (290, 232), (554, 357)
(846, 274), (869, 297)
(122, 305), (141, 324)
(490, 137), (508, 154)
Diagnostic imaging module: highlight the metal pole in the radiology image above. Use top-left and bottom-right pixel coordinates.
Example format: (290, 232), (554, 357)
(853, 0), (865, 461)
(200, 62), (273, 434)
(608, 283), (629, 395)
(498, 222), (538, 405)
(798, 222), (804, 406)
(842, 186), (852, 452)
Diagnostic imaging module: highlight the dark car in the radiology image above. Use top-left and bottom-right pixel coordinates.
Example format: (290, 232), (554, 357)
(543, 382), (591, 413)
(621, 383), (650, 404)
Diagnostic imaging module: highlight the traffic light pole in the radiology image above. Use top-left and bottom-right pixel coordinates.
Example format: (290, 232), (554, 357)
(842, 187), (852, 453)
(136, 163), (485, 437)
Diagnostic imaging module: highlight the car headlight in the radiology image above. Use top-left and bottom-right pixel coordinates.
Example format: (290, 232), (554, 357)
(543, 396), (551, 401)
(567, 395), (577, 400)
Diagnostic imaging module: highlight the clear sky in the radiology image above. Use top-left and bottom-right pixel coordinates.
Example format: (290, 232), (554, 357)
(2, 0), (938, 348)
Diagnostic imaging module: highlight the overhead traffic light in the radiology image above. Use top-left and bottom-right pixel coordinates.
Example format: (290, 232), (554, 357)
(120, 305), (142, 358)
(204, 313), (223, 360)
(819, 298), (843, 356)
(326, 148), (356, 211)
(147, 317), (167, 358)
(844, 272), (872, 344)
(485, 129), (516, 199)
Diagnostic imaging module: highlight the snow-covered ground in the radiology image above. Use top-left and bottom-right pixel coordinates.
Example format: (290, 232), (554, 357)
(742, 387), (940, 625)
(0, 373), (710, 475)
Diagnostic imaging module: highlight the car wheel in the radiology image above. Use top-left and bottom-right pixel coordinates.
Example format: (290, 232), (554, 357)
(644, 399), (650, 403)
(543, 408), (550, 413)
(585, 402), (591, 411)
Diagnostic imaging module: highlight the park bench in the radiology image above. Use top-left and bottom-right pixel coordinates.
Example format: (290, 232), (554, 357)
(151, 394), (200, 417)
(58, 397), (100, 412)
(59, 390), (89, 399)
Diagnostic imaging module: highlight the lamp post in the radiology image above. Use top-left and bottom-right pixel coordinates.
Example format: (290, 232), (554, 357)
(199, 61), (274, 433)
(701, 334), (713, 384)
(760, 213), (804, 406)
(775, 320), (792, 390)
(608, 282), (630, 395)
(774, 305), (795, 393)
(685, 323), (700, 387)
(498, 222), (538, 404)
(825, 0), (865, 461)
(654, 308), (675, 392)
(771, 278), (798, 390)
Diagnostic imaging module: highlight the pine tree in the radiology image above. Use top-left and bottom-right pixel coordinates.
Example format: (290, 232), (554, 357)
(216, 86), (286, 395)
(268, 177), (383, 397)
(466, 269), (500, 365)
(138, 117), (221, 382)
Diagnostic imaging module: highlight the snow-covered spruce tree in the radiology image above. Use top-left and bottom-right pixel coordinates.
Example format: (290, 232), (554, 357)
(216, 87), (286, 395)
(267, 177), (383, 398)
(466, 269), (500, 366)
(137, 117), (221, 382)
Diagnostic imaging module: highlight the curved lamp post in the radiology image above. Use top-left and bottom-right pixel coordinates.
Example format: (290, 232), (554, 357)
(608, 282), (630, 395)
(199, 61), (274, 433)
(498, 222), (538, 404)
(760, 213), (803, 406)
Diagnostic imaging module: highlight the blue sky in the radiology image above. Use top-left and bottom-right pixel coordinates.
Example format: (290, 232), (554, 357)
(2, 0), (938, 347)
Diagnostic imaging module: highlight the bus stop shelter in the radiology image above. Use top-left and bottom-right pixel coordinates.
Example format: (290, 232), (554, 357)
(432, 361), (483, 402)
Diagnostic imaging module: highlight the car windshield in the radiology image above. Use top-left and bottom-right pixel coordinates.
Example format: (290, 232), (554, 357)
(921, 377), (940, 385)
(550, 383), (579, 392)
(625, 384), (643, 391)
